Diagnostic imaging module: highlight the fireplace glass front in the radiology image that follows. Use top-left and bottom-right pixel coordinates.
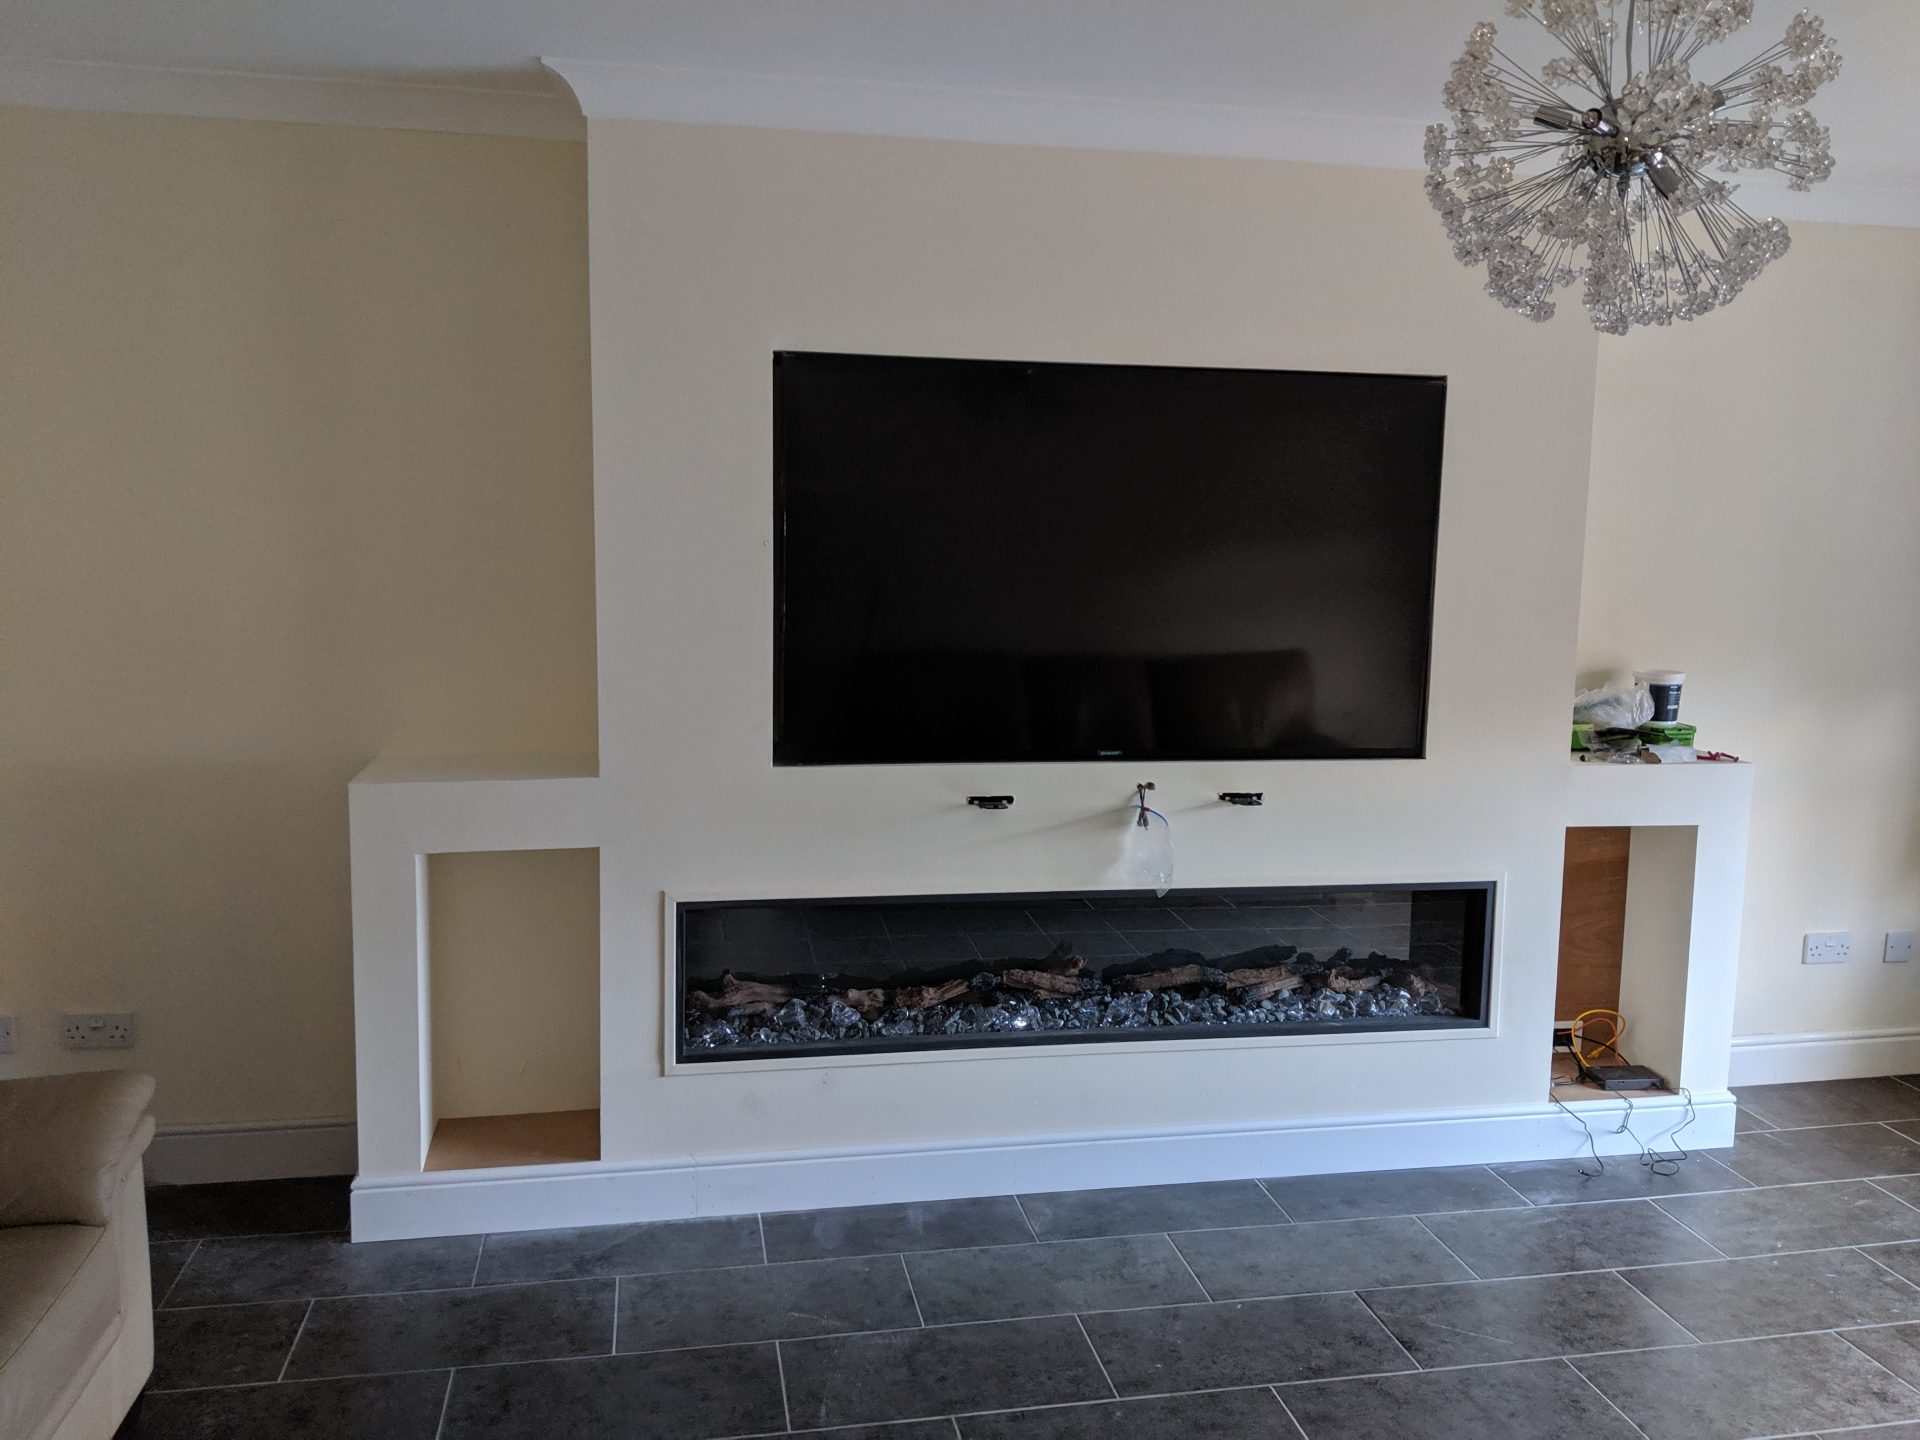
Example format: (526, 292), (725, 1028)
(677, 884), (1491, 1062)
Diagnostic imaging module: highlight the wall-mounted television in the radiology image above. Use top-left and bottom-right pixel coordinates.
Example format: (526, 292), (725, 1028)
(773, 352), (1446, 766)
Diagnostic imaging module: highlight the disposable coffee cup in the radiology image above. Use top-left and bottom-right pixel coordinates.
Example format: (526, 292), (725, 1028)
(1635, 670), (1685, 723)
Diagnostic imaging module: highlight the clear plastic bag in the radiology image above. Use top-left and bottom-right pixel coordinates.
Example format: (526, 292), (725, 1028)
(1573, 678), (1654, 729)
(1118, 806), (1174, 896)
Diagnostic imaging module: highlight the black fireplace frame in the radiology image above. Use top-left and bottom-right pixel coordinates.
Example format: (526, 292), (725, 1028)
(673, 881), (1495, 1064)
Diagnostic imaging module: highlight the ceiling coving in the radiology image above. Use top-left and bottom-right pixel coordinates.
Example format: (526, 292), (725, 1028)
(1426, 0), (1842, 333)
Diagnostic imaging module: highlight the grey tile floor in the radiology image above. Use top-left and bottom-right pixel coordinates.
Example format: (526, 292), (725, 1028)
(123, 1075), (1920, 1439)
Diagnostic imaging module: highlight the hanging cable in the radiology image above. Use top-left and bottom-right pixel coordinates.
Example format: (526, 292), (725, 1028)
(1550, 1094), (1606, 1179)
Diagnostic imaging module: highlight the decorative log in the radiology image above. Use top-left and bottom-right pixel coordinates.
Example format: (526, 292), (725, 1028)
(1326, 969), (1383, 994)
(1225, 965), (1301, 990)
(1117, 964), (1223, 992)
(691, 973), (794, 1012)
(1239, 976), (1305, 1003)
(842, 987), (888, 1020)
(1000, 968), (1082, 996)
(1390, 970), (1435, 997)
(892, 977), (971, 1011)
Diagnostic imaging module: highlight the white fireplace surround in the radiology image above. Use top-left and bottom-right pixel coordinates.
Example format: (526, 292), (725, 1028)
(347, 100), (1756, 1241)
(350, 756), (1750, 1240)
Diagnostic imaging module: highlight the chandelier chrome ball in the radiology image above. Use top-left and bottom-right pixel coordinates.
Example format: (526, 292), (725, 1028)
(1425, 1), (1841, 334)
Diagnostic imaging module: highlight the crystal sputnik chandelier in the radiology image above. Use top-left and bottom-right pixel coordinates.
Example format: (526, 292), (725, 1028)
(1425, 1), (1841, 333)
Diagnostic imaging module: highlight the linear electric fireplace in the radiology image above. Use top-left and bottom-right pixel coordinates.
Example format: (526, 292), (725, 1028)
(676, 884), (1492, 1062)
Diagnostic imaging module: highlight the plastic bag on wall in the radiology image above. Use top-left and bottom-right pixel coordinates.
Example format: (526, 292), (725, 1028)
(1120, 805), (1174, 896)
(1573, 679), (1654, 729)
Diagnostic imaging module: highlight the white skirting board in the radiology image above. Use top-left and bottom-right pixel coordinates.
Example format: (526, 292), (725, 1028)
(147, 1118), (358, 1187)
(1729, 1028), (1920, 1088)
(350, 1091), (1733, 1241)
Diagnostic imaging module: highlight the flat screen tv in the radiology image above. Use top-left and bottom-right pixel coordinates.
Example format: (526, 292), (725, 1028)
(773, 352), (1446, 766)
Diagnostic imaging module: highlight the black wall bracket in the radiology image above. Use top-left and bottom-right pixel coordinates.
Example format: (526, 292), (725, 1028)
(1218, 792), (1265, 806)
(967, 795), (1015, 810)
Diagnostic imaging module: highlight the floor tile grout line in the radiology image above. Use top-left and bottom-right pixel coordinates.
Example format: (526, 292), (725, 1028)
(121, 1341), (1695, 1403)
(149, 1225), (346, 1245)
(294, 1243), (1920, 1366)
(1561, 1356), (1653, 1439)
(1409, 1214), (1484, 1282)
(610, 1275), (620, 1356)
(1164, 1231), (1218, 1303)
(1482, 1165), (1542, 1208)
(949, 1417), (964, 1439)
(1009, 1193), (1041, 1244)
(165, 1188), (1856, 1309)
(756, 1213), (770, 1265)
(693, 1380), (1309, 1440)
(1732, 1116), (1920, 1136)
(469, 1233), (486, 1287)
(155, 1239), (201, 1309)
(1866, 1176), (1920, 1216)
(1849, 1243), (1920, 1295)
(166, 1325), (1920, 1413)
(136, 1291), (1750, 1392)
(431, 1369), (454, 1440)
(899, 1253), (929, 1328)
(274, 1299), (314, 1383)
(160, 1271), (623, 1310)
(1642, 1201), (1731, 1260)
(153, 1236), (1920, 1352)
(1072, 1312), (1121, 1400)
(1252, 1178), (1296, 1222)
(1730, 1097), (1786, 1128)
(773, 1338), (793, 1433)
(1268, 1385), (1311, 1440)
(1608, 1267), (1707, 1346)
(1293, 1352), (1654, 1394)
(1827, 1326), (1920, 1407)
(1362, 1294), (1427, 1375)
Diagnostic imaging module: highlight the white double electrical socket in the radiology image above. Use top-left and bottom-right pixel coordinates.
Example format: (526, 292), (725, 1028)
(1803, 931), (1852, 964)
(62, 1012), (135, 1049)
(1889, 932), (1918, 964)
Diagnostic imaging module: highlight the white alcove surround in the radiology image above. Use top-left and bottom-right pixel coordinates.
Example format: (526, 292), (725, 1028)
(347, 98), (1753, 1240)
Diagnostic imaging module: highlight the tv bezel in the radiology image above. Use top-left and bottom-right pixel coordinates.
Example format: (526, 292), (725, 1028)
(772, 350), (1446, 767)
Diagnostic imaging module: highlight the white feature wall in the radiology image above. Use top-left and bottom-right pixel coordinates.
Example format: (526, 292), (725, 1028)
(582, 121), (1602, 1165)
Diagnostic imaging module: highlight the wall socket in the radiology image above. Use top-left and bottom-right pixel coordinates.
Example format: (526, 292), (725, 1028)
(1804, 932), (1853, 964)
(62, 1012), (135, 1049)
(0, 1015), (13, 1055)
(1889, 932), (1918, 964)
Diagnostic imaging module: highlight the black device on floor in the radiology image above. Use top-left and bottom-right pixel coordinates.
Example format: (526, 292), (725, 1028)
(1585, 1063), (1666, 1091)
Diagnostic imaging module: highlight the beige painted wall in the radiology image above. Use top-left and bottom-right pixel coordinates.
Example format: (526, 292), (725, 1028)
(1577, 222), (1920, 1040)
(4, 99), (1913, 1144)
(0, 107), (597, 1127)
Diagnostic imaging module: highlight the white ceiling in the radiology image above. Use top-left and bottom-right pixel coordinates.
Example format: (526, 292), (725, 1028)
(3, 0), (1914, 225)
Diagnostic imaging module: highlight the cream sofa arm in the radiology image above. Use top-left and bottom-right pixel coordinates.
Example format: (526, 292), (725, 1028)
(0, 1072), (157, 1228)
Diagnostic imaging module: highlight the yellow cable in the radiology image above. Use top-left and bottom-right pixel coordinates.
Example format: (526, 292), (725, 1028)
(1573, 1008), (1628, 1066)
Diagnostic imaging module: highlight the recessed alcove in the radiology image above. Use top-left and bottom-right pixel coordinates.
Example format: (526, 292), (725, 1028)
(425, 846), (601, 1171)
(1552, 764), (1754, 1106)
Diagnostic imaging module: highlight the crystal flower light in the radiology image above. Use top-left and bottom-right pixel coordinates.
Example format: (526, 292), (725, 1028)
(1426, 1), (1841, 333)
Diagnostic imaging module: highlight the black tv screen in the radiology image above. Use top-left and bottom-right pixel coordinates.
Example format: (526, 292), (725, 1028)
(773, 352), (1445, 766)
